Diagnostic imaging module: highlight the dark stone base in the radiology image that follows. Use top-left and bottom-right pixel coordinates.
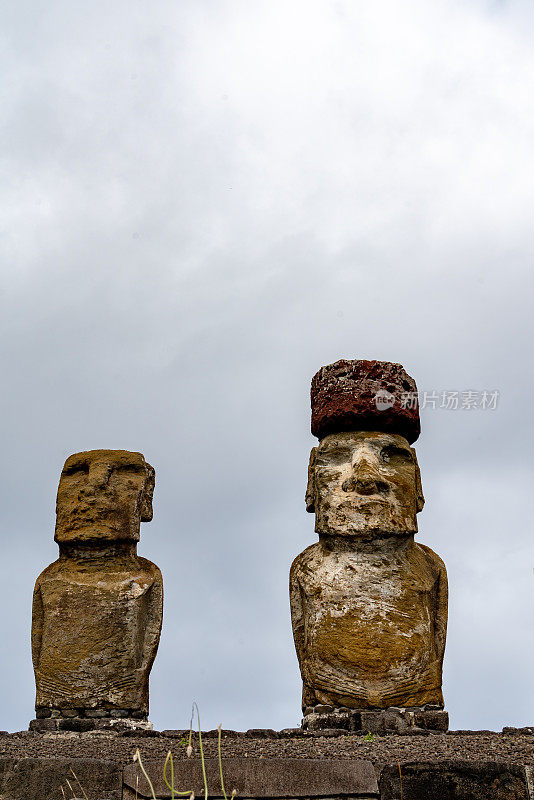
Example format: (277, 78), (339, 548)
(29, 714), (153, 733)
(302, 704), (449, 735)
(0, 757), (122, 800)
(380, 760), (529, 800)
(0, 752), (531, 800)
(123, 756), (379, 800)
(35, 706), (148, 719)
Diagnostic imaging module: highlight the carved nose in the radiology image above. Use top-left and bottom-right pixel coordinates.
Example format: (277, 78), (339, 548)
(355, 477), (380, 495)
(342, 457), (389, 496)
(341, 475), (385, 494)
(81, 465), (110, 494)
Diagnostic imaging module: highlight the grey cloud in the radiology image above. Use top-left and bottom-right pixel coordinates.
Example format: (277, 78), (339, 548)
(1, 0), (533, 732)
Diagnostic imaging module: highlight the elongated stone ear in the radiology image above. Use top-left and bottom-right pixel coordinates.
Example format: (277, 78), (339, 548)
(305, 447), (318, 513)
(412, 448), (425, 513)
(141, 463), (155, 522)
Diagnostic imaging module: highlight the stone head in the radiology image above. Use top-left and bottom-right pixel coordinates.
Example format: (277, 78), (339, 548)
(55, 449), (155, 544)
(306, 430), (424, 536)
(307, 359), (423, 537)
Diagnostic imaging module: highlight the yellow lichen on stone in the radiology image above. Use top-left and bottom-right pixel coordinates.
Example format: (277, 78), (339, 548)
(31, 450), (163, 717)
(291, 361), (448, 713)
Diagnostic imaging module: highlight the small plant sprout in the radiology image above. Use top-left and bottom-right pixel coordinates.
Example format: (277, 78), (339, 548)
(193, 703), (209, 800)
(364, 731), (375, 742)
(186, 706), (194, 758)
(163, 751), (192, 798)
(135, 704), (235, 800)
(133, 749), (158, 800)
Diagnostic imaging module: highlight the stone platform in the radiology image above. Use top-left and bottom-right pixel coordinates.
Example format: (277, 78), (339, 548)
(1, 726), (532, 799)
(302, 704), (449, 735)
(29, 709), (153, 734)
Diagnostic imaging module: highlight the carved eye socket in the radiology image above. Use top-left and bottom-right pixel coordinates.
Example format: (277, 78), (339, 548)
(63, 463), (89, 476)
(317, 447), (350, 465)
(381, 445), (413, 464)
(115, 464), (144, 475)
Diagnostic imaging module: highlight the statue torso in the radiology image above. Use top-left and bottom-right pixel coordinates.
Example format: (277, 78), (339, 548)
(291, 538), (445, 708)
(34, 553), (161, 709)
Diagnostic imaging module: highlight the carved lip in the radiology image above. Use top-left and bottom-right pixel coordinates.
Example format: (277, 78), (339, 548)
(355, 498), (389, 508)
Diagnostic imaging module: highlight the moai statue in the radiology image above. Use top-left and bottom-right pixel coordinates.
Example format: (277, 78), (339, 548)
(30, 450), (163, 732)
(290, 360), (448, 734)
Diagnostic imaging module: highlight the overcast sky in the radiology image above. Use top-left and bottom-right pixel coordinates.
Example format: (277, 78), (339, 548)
(1, 0), (533, 734)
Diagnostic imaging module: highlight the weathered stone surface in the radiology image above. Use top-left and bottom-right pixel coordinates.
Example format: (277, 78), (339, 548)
(413, 709), (449, 732)
(291, 362), (447, 713)
(29, 716), (153, 733)
(302, 707), (448, 735)
(362, 710), (412, 735)
(311, 359), (420, 443)
(303, 709), (361, 732)
(0, 757), (122, 800)
(123, 757), (379, 798)
(31, 450), (163, 724)
(305, 431), (425, 534)
(379, 760), (529, 800)
(53, 449), (155, 544)
(279, 727), (305, 737)
(291, 485), (447, 710)
(28, 719), (60, 733)
(58, 718), (97, 733)
(503, 726), (534, 735)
